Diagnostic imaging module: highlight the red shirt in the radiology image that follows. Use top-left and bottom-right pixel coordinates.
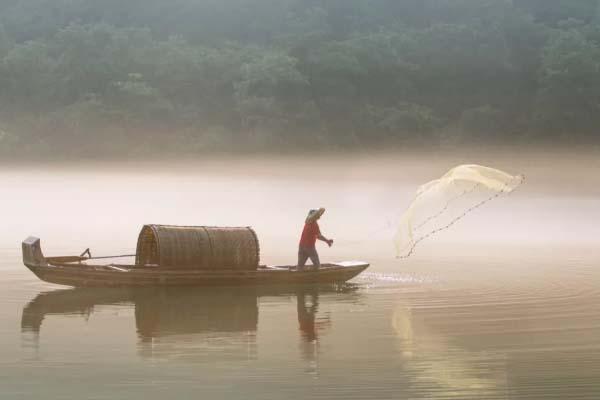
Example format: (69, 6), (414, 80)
(299, 221), (321, 248)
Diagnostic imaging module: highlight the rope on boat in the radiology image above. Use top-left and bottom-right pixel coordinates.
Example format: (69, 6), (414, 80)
(83, 254), (137, 260)
(79, 247), (135, 260)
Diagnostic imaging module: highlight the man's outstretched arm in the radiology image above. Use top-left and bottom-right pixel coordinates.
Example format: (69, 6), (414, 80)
(317, 234), (334, 247)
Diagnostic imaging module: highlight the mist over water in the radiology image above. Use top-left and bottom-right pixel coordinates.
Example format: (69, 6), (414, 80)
(1, 150), (600, 399)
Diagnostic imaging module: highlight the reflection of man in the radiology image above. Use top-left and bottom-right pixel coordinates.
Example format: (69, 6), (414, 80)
(296, 287), (332, 375)
(297, 288), (319, 342)
(297, 208), (333, 271)
(297, 287), (319, 375)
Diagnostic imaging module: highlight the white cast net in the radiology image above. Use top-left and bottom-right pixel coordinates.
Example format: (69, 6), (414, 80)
(395, 164), (524, 258)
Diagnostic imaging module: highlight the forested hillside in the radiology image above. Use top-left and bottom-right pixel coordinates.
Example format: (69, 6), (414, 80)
(1, 0), (599, 157)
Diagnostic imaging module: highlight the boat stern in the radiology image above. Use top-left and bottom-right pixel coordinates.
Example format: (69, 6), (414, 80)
(22, 236), (47, 268)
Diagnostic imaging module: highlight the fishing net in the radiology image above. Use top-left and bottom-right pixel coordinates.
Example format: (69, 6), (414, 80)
(395, 164), (524, 258)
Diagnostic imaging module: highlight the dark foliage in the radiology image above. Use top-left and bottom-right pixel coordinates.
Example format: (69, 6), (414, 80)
(0, 0), (599, 157)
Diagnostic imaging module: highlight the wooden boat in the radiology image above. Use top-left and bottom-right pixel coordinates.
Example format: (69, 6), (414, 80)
(22, 225), (369, 287)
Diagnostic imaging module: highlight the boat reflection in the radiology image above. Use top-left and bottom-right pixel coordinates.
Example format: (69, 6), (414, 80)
(22, 284), (358, 361)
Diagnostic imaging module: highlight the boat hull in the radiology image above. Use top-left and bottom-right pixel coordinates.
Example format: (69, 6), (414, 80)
(24, 263), (369, 287)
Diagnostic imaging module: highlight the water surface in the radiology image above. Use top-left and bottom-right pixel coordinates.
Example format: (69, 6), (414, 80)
(1, 152), (599, 399)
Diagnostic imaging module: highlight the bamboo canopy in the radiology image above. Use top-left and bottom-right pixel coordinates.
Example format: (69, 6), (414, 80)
(136, 225), (260, 270)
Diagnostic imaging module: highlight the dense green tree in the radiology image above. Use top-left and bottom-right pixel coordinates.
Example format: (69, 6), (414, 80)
(0, 23), (10, 58)
(51, 24), (153, 104)
(535, 29), (600, 136)
(3, 40), (56, 111)
(515, 0), (598, 25)
(234, 51), (320, 145)
(0, 0), (598, 158)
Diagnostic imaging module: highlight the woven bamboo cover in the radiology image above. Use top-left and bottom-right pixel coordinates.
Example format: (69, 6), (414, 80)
(136, 225), (260, 270)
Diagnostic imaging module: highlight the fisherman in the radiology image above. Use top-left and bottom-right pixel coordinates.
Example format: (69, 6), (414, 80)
(297, 208), (333, 270)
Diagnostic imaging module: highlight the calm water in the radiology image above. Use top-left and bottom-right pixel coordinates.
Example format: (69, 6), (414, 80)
(1, 152), (600, 399)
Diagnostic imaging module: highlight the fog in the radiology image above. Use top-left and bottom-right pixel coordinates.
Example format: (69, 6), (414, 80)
(2, 148), (599, 262)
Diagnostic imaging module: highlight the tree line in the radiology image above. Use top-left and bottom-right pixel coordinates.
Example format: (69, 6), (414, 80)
(0, 0), (599, 158)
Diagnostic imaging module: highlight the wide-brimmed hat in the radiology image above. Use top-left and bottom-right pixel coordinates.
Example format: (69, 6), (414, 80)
(306, 208), (326, 221)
